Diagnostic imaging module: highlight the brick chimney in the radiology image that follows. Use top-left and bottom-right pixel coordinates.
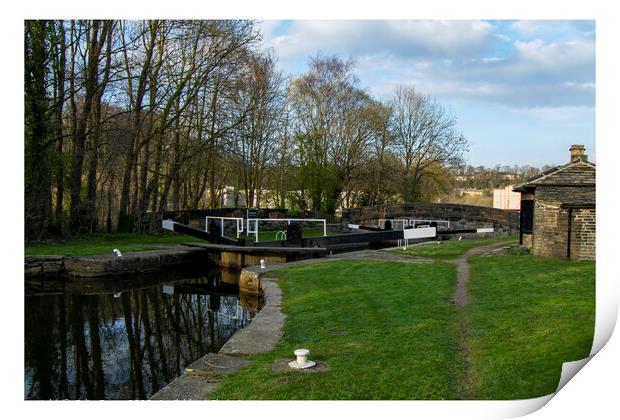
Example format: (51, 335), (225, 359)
(570, 144), (587, 162)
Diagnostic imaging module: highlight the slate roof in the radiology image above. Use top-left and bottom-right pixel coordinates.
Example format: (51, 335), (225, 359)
(513, 159), (596, 192)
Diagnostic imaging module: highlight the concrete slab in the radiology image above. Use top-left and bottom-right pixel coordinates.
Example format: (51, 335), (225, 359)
(150, 375), (218, 400)
(219, 279), (285, 356)
(185, 353), (251, 377)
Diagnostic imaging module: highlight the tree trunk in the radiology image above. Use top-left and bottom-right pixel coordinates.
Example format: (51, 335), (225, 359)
(24, 20), (53, 241)
(69, 21), (110, 233)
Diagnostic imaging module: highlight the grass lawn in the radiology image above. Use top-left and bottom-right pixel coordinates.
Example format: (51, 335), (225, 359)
(211, 245), (594, 400)
(466, 255), (595, 399)
(24, 232), (198, 256)
(390, 235), (518, 260)
(211, 259), (466, 400)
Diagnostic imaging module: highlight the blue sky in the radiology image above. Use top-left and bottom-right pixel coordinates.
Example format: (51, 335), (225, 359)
(257, 20), (595, 168)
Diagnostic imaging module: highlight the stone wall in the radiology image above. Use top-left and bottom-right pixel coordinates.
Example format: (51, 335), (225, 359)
(570, 208), (596, 260)
(531, 202), (569, 258)
(521, 233), (533, 248)
(342, 203), (519, 233)
(25, 246), (211, 278)
(218, 252), (286, 270)
(530, 186), (595, 260)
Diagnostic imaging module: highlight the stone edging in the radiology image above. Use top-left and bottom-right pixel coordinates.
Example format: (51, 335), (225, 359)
(25, 245), (210, 278)
(151, 263), (285, 400)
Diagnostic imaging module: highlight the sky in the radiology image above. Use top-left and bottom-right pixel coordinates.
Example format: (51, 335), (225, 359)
(257, 20), (595, 168)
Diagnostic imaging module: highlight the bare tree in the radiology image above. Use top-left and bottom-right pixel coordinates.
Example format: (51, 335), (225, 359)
(24, 20), (481, 239)
(68, 20), (115, 233)
(289, 55), (378, 213)
(390, 85), (469, 202)
(231, 52), (285, 208)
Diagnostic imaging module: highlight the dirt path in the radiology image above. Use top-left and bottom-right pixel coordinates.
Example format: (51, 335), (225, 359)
(450, 242), (510, 306)
(448, 241), (513, 398)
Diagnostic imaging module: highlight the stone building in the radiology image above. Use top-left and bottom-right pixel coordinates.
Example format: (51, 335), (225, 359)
(513, 145), (595, 260)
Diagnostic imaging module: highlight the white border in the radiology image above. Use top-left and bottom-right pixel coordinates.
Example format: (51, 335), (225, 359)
(6, 2), (618, 420)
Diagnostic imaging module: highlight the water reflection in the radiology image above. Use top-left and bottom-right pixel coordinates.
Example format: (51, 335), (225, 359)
(24, 268), (258, 400)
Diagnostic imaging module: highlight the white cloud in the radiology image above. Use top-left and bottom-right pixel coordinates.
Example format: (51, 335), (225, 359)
(406, 38), (595, 107)
(262, 20), (595, 110)
(265, 20), (496, 60)
(509, 106), (595, 122)
(511, 20), (549, 36)
(256, 20), (280, 47)
(511, 20), (595, 38)
(512, 39), (594, 72)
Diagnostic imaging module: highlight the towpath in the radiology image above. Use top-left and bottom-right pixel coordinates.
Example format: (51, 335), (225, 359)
(447, 241), (513, 398)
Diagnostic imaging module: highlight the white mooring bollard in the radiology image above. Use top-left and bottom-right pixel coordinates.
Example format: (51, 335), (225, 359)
(288, 348), (316, 369)
(260, 259), (266, 269)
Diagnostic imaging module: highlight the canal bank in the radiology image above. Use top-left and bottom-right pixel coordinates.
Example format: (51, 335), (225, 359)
(150, 273), (284, 400)
(25, 245), (212, 277)
(150, 249), (434, 400)
(25, 242), (329, 278)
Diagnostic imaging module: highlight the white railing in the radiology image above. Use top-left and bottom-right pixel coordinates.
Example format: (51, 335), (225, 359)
(247, 218), (327, 242)
(204, 216), (327, 242)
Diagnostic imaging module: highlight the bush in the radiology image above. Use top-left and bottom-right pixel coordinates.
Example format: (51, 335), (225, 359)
(506, 245), (530, 255)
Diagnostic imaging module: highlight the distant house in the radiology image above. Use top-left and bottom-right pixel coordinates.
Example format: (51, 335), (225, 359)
(513, 145), (595, 260)
(498, 171), (518, 181)
(493, 185), (521, 210)
(458, 188), (484, 196)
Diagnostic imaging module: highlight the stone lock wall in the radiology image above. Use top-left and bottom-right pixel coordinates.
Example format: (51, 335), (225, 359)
(218, 252), (287, 270)
(342, 203), (519, 233)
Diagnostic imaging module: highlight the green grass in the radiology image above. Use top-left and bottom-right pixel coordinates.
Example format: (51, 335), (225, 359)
(211, 259), (466, 400)
(25, 232), (198, 256)
(390, 235), (518, 260)
(466, 255), (595, 399)
(210, 248), (594, 400)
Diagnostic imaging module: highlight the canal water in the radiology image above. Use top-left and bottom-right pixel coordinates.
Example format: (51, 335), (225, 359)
(24, 267), (260, 400)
